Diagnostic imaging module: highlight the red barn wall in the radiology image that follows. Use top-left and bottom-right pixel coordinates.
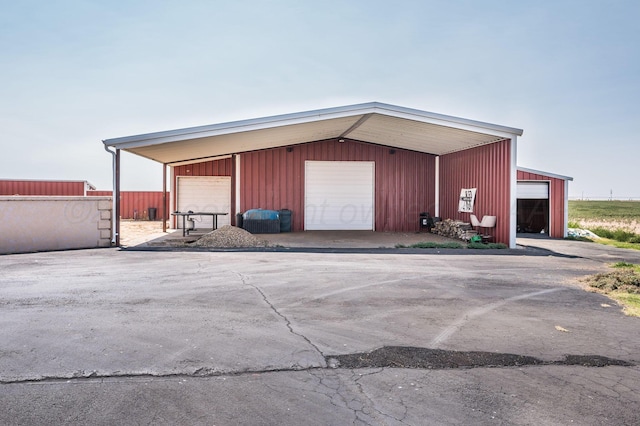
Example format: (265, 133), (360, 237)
(439, 140), (512, 244)
(239, 139), (436, 232)
(172, 158), (233, 178)
(517, 170), (566, 238)
(0, 180), (87, 196)
(89, 191), (169, 220)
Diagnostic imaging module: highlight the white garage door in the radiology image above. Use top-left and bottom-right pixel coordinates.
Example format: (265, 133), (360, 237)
(305, 161), (374, 230)
(517, 181), (549, 199)
(176, 176), (231, 228)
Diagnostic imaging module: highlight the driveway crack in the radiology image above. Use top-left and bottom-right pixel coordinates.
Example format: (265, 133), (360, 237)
(235, 272), (325, 359)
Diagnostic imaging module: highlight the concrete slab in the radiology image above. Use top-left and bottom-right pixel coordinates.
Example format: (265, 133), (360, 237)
(1, 243), (639, 424)
(118, 220), (461, 249)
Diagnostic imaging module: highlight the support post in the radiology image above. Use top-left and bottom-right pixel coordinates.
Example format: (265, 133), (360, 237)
(162, 163), (167, 233)
(509, 137), (518, 249)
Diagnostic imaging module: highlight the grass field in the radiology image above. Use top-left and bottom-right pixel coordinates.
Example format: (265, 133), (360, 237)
(569, 200), (640, 221)
(569, 200), (640, 234)
(570, 202), (640, 316)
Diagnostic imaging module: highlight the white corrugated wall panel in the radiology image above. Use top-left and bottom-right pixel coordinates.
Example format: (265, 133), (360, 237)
(176, 176), (231, 228)
(517, 181), (549, 199)
(304, 161), (374, 230)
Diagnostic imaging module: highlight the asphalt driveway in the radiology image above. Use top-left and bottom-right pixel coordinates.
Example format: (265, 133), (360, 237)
(1, 240), (639, 425)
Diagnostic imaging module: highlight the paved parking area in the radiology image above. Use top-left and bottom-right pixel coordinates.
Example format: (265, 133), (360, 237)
(1, 241), (639, 425)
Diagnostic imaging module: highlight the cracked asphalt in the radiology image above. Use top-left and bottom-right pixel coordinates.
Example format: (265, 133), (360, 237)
(1, 238), (640, 425)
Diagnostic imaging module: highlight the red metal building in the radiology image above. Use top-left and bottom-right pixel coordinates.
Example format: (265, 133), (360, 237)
(0, 179), (95, 196)
(88, 191), (169, 220)
(103, 102), (530, 247)
(517, 167), (573, 238)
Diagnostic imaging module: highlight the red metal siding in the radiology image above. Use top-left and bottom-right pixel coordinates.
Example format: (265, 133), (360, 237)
(173, 158), (233, 178)
(439, 140), (512, 244)
(517, 170), (566, 238)
(88, 191), (169, 220)
(239, 139), (436, 232)
(0, 180), (86, 196)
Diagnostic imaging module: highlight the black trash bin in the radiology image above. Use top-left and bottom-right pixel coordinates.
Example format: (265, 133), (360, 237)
(236, 212), (243, 229)
(419, 212), (433, 230)
(148, 207), (157, 221)
(279, 209), (292, 232)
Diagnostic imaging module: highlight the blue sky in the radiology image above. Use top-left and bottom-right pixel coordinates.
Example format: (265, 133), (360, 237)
(1, 1), (638, 198)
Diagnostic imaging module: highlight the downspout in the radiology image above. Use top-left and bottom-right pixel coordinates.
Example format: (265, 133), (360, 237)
(103, 143), (118, 245)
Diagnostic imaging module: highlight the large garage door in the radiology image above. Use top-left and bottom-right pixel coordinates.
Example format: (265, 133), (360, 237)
(305, 161), (374, 230)
(176, 176), (231, 228)
(517, 181), (549, 199)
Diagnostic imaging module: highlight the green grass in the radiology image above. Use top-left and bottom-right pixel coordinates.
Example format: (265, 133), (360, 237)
(583, 263), (640, 317)
(569, 200), (640, 221)
(591, 238), (640, 251)
(610, 293), (640, 316)
(568, 220), (582, 228)
(589, 227), (640, 243)
(467, 242), (508, 249)
(396, 242), (463, 249)
(395, 241), (508, 249)
(613, 261), (638, 269)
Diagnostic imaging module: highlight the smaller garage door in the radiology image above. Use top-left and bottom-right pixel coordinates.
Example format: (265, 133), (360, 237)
(305, 161), (374, 230)
(176, 176), (231, 228)
(517, 182), (549, 199)
(517, 181), (549, 234)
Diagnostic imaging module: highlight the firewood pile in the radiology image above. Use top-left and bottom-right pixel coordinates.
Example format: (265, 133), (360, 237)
(432, 219), (478, 241)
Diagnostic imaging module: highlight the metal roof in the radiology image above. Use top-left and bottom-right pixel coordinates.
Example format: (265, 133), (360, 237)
(103, 102), (524, 165)
(517, 166), (573, 181)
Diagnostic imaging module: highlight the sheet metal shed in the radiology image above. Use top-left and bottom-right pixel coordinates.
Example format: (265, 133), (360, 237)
(103, 102), (524, 247)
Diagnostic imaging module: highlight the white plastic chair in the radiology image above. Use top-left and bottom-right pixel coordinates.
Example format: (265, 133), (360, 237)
(479, 215), (497, 241)
(470, 214), (481, 230)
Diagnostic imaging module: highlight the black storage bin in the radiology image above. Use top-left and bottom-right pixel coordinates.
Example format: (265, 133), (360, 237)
(148, 207), (157, 221)
(243, 219), (280, 234)
(236, 212), (243, 228)
(279, 209), (292, 232)
(419, 212), (433, 230)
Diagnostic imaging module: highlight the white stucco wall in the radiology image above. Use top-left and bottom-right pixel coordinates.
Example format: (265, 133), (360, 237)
(0, 197), (112, 255)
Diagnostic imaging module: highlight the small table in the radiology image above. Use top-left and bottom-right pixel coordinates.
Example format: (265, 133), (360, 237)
(171, 212), (228, 237)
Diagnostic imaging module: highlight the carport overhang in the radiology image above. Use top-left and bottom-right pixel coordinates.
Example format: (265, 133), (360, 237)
(103, 102), (524, 247)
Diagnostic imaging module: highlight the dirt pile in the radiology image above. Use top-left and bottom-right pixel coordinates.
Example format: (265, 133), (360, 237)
(584, 268), (640, 294)
(192, 225), (269, 248)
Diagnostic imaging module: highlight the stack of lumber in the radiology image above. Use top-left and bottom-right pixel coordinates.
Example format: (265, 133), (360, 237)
(432, 219), (477, 241)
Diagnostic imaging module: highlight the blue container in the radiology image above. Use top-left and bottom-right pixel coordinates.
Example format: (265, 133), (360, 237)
(243, 209), (279, 220)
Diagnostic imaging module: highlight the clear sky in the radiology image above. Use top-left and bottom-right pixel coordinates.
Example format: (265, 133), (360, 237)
(1, 1), (638, 199)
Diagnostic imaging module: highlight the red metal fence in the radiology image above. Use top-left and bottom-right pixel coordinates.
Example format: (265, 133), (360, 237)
(0, 180), (90, 196)
(88, 191), (169, 220)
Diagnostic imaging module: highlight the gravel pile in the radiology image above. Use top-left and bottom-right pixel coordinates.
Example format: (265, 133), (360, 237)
(192, 225), (269, 248)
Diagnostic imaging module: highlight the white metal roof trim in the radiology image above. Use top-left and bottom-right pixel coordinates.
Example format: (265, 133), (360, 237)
(103, 102), (523, 149)
(517, 166), (574, 181)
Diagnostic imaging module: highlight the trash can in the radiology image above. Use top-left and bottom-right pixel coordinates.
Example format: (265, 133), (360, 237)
(279, 209), (292, 232)
(236, 212), (243, 228)
(148, 207), (157, 221)
(419, 212), (432, 230)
